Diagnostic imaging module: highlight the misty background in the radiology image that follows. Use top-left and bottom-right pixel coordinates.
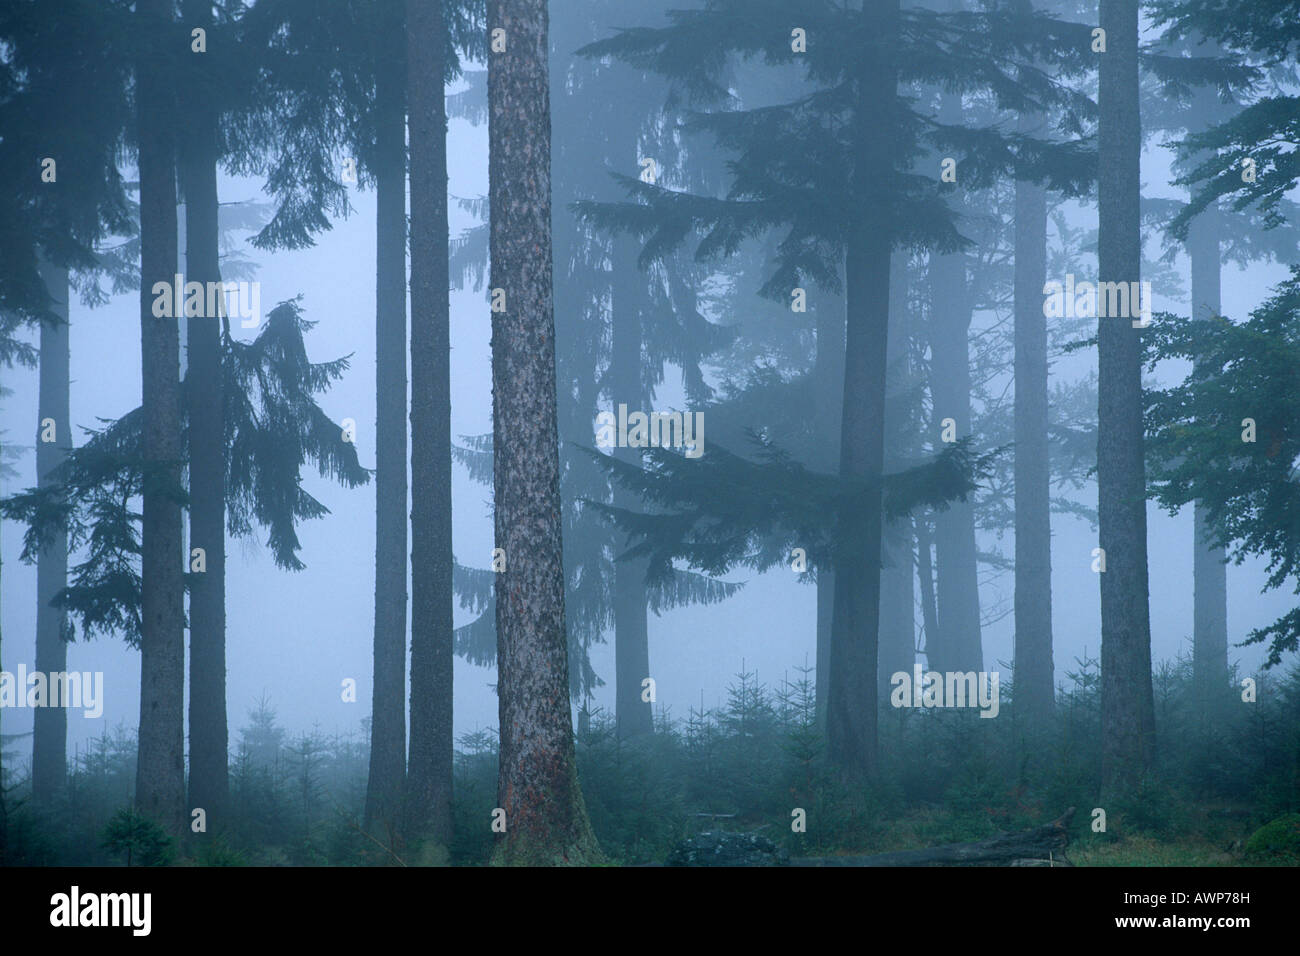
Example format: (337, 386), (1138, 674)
(1, 37), (1292, 765)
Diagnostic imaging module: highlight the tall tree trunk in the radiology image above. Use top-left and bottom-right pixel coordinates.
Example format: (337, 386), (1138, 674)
(364, 2), (410, 835)
(826, 0), (900, 778)
(1013, 94), (1055, 724)
(879, 250), (915, 696)
(181, 0), (228, 829)
(814, 266), (844, 730)
(927, 244), (982, 675)
(489, 0), (601, 865)
(1098, 0), (1155, 798)
(1187, 84), (1228, 711)
(406, 0), (454, 846)
(611, 238), (652, 739)
(815, 573), (833, 728)
(33, 258), (70, 802)
(135, 0), (186, 835)
(1188, 207), (1226, 705)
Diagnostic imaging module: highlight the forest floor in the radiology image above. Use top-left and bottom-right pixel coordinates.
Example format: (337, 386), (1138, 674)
(1072, 838), (1242, 866)
(858, 803), (1281, 866)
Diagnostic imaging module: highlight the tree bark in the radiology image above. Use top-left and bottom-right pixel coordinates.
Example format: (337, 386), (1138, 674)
(135, 0), (186, 836)
(489, 0), (601, 865)
(33, 258), (70, 802)
(1013, 95), (1055, 724)
(180, 0), (228, 829)
(406, 0), (454, 846)
(364, 1), (410, 835)
(1097, 0), (1155, 798)
(827, 0), (900, 779)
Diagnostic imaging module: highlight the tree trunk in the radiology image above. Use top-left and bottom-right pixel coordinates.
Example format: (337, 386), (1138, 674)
(1188, 213), (1227, 706)
(815, 570), (833, 730)
(927, 245), (982, 675)
(135, 0), (186, 836)
(181, 0), (228, 829)
(364, 2), (409, 836)
(826, 0), (900, 778)
(33, 258), (70, 802)
(1013, 101), (1055, 724)
(879, 250), (915, 697)
(917, 515), (940, 663)
(814, 266), (844, 730)
(611, 238), (653, 740)
(1186, 87), (1228, 711)
(488, 0), (601, 865)
(1097, 0), (1155, 799)
(927, 75), (982, 677)
(406, 0), (454, 846)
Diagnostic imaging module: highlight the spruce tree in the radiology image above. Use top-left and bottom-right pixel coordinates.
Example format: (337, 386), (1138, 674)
(179, 0), (230, 830)
(405, 0), (486, 847)
(488, 0), (601, 865)
(135, 0), (187, 835)
(1097, 0), (1155, 798)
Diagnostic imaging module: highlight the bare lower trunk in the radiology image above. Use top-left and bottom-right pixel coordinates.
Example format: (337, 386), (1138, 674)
(181, 0), (228, 827)
(1188, 194), (1227, 709)
(815, 571), (834, 728)
(406, 0), (455, 846)
(33, 258), (70, 802)
(928, 243), (982, 675)
(814, 269), (844, 729)
(826, 0), (900, 778)
(917, 517), (940, 666)
(879, 522), (914, 694)
(135, 0), (186, 836)
(611, 240), (652, 740)
(364, 4), (409, 835)
(879, 251), (915, 697)
(489, 0), (601, 865)
(1013, 122), (1054, 724)
(1097, 0), (1155, 799)
(612, 541), (652, 738)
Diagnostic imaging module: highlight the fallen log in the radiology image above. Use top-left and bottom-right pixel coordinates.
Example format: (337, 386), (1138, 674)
(660, 808), (1076, 866)
(790, 807), (1076, 867)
